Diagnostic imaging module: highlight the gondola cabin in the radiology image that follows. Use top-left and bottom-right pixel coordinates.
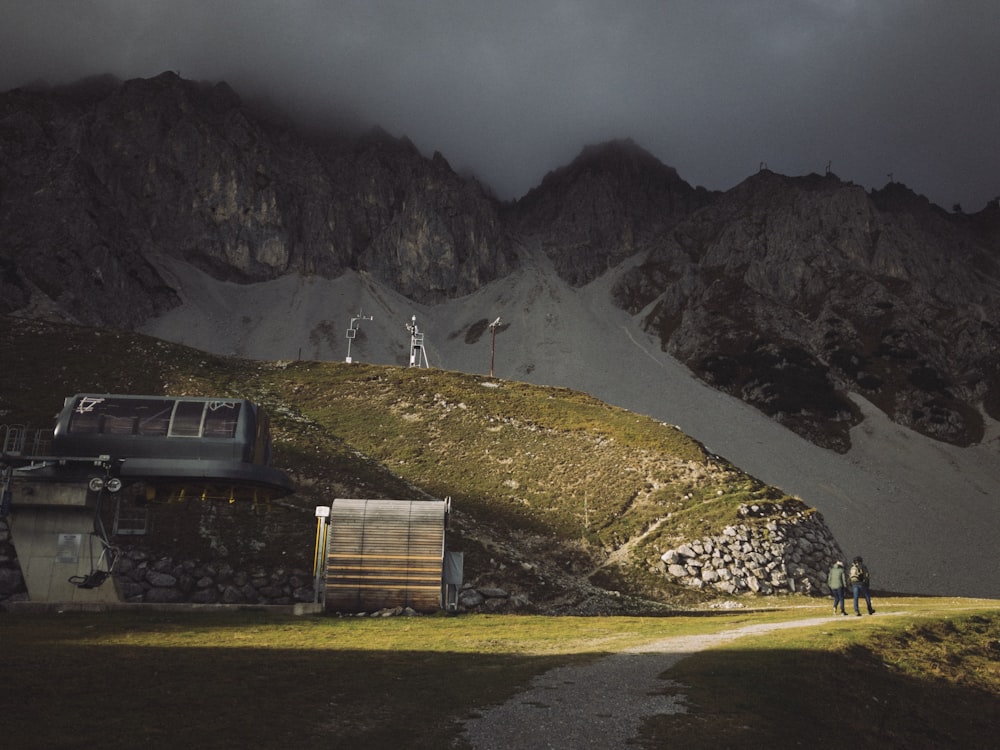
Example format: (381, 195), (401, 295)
(49, 394), (293, 499)
(52, 394), (271, 462)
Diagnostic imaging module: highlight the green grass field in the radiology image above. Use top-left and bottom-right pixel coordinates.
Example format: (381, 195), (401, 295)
(3, 597), (998, 749)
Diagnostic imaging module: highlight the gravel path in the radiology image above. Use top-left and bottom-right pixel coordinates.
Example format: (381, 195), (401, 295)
(462, 615), (843, 749)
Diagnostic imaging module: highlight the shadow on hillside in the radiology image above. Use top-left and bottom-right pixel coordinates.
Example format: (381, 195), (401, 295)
(4, 612), (999, 750)
(643, 645), (1000, 749)
(2, 637), (592, 750)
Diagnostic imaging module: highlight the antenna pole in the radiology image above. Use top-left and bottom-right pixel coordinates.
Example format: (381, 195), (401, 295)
(345, 311), (373, 364)
(489, 316), (502, 377)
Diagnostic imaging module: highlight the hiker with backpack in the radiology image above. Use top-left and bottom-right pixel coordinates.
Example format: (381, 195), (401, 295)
(849, 556), (875, 616)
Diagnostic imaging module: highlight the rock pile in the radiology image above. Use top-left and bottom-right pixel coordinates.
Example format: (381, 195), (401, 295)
(659, 502), (844, 595)
(457, 584), (520, 611)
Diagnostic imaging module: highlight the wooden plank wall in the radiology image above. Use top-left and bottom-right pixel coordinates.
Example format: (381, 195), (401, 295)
(324, 498), (447, 613)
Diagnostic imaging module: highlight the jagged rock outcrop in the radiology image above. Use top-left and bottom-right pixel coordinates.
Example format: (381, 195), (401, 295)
(613, 171), (1000, 450)
(0, 77), (181, 327)
(0, 72), (515, 325)
(340, 141), (513, 302)
(509, 138), (714, 285)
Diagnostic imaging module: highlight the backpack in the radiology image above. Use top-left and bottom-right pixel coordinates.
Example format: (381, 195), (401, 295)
(849, 562), (868, 584)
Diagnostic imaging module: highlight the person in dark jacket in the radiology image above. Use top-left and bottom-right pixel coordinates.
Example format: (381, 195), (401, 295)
(827, 560), (848, 615)
(849, 556), (876, 616)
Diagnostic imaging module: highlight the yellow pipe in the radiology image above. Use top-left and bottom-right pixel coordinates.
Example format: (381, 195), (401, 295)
(313, 517), (323, 578)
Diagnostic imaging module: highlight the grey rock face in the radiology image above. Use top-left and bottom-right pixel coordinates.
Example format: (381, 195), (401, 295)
(3, 73), (998, 452)
(613, 172), (1000, 450)
(0, 72), (515, 323)
(509, 138), (715, 285)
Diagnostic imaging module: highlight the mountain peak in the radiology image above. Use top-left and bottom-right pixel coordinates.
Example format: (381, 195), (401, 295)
(575, 137), (667, 166)
(512, 138), (711, 285)
(528, 138), (684, 196)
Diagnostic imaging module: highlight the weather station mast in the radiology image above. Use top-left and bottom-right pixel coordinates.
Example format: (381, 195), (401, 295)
(489, 316), (502, 377)
(345, 311), (373, 363)
(406, 315), (429, 368)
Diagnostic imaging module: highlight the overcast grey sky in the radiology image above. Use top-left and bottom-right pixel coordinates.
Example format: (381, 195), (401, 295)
(2, 1), (998, 210)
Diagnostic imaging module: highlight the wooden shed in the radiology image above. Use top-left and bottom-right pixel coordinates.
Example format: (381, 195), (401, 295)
(323, 498), (452, 613)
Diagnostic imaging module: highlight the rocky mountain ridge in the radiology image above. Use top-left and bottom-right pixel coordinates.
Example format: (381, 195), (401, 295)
(508, 137), (716, 285)
(615, 171), (1000, 449)
(2, 71), (999, 453)
(1, 71), (513, 325)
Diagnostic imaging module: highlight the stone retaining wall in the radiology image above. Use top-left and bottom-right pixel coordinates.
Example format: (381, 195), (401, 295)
(659, 502), (844, 596)
(3, 502), (846, 610)
(112, 547), (317, 605)
(0, 529), (515, 613)
(0, 525), (317, 607)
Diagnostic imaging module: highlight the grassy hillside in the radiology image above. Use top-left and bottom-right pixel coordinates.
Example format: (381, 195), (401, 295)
(5, 316), (999, 747)
(2, 315), (804, 609)
(2, 600), (998, 748)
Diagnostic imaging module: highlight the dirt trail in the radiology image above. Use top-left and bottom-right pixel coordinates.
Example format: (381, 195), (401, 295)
(462, 615), (858, 749)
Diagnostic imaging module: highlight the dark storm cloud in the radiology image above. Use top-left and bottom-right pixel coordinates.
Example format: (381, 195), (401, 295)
(2, 1), (997, 210)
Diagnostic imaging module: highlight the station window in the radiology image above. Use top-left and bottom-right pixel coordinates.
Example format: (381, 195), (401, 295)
(68, 397), (172, 435)
(169, 401), (207, 437)
(136, 403), (172, 436)
(203, 401), (241, 438)
(67, 407), (102, 434)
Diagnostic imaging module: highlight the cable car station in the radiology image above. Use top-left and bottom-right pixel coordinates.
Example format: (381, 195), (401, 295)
(1, 394), (294, 604)
(3, 394), (462, 613)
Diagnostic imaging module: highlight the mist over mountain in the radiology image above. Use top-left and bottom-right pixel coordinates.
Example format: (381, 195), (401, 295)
(2, 73), (1000, 598)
